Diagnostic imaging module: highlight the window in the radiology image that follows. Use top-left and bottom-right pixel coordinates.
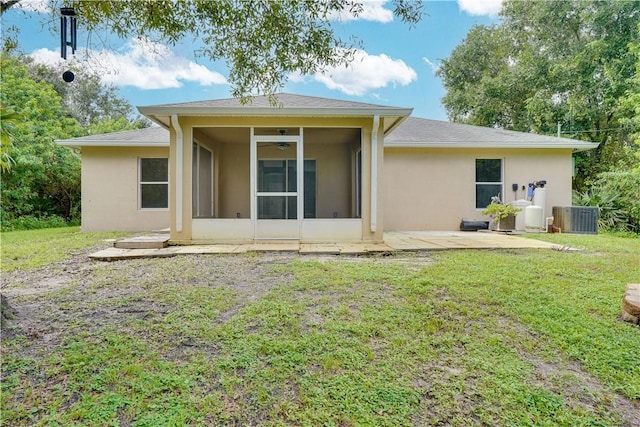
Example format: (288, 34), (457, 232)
(139, 158), (168, 209)
(475, 159), (502, 209)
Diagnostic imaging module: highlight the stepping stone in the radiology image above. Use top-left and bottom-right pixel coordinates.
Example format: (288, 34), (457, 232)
(114, 235), (169, 249)
(622, 284), (640, 325)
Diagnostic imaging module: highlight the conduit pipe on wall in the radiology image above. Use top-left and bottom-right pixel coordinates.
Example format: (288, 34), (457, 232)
(171, 114), (183, 233)
(370, 114), (380, 233)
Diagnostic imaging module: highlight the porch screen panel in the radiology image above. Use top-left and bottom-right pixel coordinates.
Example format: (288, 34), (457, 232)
(303, 128), (360, 219)
(257, 159), (298, 219)
(198, 145), (213, 217)
(258, 160), (287, 192)
(192, 143), (214, 218)
(194, 127), (250, 219)
(303, 160), (316, 219)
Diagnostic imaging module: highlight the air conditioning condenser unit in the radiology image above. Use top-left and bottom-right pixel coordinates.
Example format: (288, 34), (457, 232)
(552, 206), (598, 234)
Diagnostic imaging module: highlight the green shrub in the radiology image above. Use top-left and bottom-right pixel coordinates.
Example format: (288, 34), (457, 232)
(573, 168), (640, 233)
(0, 215), (71, 231)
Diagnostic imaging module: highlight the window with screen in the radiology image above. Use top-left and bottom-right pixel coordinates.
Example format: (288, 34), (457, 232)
(475, 159), (502, 209)
(139, 158), (169, 209)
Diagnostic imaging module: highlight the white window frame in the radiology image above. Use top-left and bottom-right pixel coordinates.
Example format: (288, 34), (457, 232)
(475, 158), (504, 209)
(139, 157), (169, 210)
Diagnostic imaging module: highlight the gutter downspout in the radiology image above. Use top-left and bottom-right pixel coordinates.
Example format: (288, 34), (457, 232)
(370, 114), (380, 233)
(171, 114), (183, 233)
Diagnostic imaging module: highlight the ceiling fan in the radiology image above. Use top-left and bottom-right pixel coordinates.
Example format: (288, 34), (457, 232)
(258, 129), (290, 151)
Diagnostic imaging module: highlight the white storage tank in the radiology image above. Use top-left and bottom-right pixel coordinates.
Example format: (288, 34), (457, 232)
(510, 199), (532, 232)
(533, 186), (547, 222)
(525, 205), (544, 233)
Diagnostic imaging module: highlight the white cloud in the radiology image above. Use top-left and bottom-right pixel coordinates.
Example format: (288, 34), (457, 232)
(29, 47), (61, 65)
(312, 49), (417, 96)
(422, 57), (439, 73)
(29, 38), (226, 90)
(458, 0), (503, 16)
(329, 0), (394, 23)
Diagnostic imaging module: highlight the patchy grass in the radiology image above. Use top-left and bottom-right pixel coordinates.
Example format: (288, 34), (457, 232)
(0, 227), (127, 273)
(1, 233), (638, 426)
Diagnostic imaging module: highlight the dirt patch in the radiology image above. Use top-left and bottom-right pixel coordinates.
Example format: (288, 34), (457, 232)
(0, 251), (301, 348)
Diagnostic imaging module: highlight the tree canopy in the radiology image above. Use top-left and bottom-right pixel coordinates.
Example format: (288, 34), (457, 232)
(437, 0), (640, 190)
(1, 0), (423, 101)
(0, 52), (148, 228)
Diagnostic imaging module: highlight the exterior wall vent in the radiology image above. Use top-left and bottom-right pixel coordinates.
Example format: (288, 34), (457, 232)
(552, 206), (598, 234)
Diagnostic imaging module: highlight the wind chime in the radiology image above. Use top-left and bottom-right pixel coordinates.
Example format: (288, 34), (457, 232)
(60, 6), (77, 82)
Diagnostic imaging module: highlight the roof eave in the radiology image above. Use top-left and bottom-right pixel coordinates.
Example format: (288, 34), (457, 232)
(138, 106), (413, 119)
(57, 140), (169, 148)
(383, 115), (411, 137)
(384, 141), (600, 152)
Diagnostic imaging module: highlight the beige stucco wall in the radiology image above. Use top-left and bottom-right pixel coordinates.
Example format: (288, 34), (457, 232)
(383, 148), (574, 231)
(80, 146), (170, 232)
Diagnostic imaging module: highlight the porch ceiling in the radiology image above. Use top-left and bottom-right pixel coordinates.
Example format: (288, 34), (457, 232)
(193, 127), (362, 145)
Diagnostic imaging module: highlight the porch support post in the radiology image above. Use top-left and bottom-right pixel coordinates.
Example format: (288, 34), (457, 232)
(250, 127), (256, 238)
(370, 114), (380, 233)
(171, 114), (183, 233)
(297, 127), (304, 225)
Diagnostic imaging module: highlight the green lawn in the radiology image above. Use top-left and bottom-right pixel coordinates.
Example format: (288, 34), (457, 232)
(1, 229), (638, 426)
(0, 227), (127, 272)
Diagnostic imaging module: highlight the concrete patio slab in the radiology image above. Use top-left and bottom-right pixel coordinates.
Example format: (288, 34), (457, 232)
(300, 244), (341, 255)
(89, 231), (561, 261)
(245, 241), (300, 252)
(337, 244), (369, 255)
(363, 243), (395, 253)
(89, 247), (177, 261)
(172, 245), (241, 254)
(384, 231), (557, 250)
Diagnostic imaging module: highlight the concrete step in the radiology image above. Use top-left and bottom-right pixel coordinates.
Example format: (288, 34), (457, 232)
(114, 235), (170, 250)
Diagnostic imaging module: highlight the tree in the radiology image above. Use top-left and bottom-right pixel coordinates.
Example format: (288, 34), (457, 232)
(0, 107), (18, 172)
(618, 23), (640, 161)
(1, 53), (83, 224)
(24, 58), (150, 131)
(1, 0), (423, 102)
(437, 0), (640, 189)
(0, 52), (149, 228)
(435, 25), (533, 131)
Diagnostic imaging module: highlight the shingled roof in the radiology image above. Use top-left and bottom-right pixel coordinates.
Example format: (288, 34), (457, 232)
(138, 93), (412, 134)
(142, 93), (403, 110)
(57, 126), (169, 148)
(57, 95), (598, 152)
(385, 117), (598, 152)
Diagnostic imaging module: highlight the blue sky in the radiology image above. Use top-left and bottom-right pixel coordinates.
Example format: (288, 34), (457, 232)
(2, 0), (500, 121)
